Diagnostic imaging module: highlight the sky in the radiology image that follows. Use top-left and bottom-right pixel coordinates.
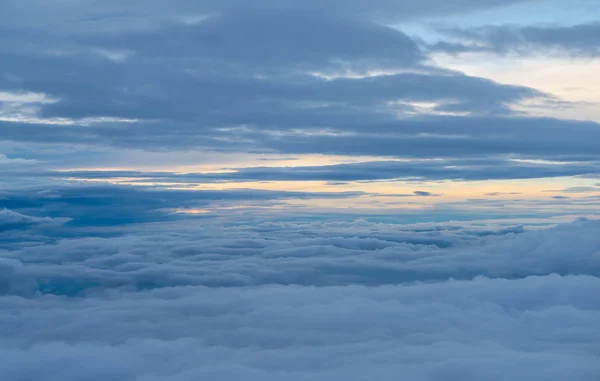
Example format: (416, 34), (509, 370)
(1, 1), (600, 380)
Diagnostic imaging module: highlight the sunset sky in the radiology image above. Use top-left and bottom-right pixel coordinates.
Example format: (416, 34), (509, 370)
(2, 0), (600, 226)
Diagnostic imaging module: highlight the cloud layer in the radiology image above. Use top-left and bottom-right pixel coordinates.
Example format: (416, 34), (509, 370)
(2, 2), (600, 379)
(2, 0), (599, 182)
(431, 22), (600, 57)
(1, 215), (600, 379)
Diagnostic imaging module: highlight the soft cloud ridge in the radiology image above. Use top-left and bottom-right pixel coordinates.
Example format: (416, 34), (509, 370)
(2, 213), (600, 379)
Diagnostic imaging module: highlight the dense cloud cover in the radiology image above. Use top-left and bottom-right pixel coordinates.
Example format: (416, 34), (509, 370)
(1, 0), (599, 172)
(2, 214), (600, 379)
(2, 1), (600, 379)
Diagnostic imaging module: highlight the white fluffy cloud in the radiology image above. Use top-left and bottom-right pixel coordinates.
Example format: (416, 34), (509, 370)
(1, 276), (598, 380)
(2, 217), (599, 295)
(1, 216), (599, 379)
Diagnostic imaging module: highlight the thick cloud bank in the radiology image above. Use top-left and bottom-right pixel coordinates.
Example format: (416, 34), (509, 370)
(1, 216), (599, 379)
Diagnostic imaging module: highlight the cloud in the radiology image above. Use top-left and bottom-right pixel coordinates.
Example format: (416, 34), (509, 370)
(3, 114), (600, 166)
(430, 22), (600, 57)
(2, 215), (599, 295)
(485, 192), (522, 196)
(85, 12), (424, 70)
(0, 1), (562, 168)
(8, 155), (600, 185)
(0, 184), (365, 229)
(365, 190), (442, 198)
(1, 275), (598, 381)
(258, 117), (600, 159)
(1, 2), (599, 379)
(2, 0), (594, 192)
(0, 154), (39, 166)
(1, 215), (599, 379)
(0, 0), (537, 33)
(559, 186), (600, 193)
(0, 208), (70, 231)
(412, 190), (438, 196)
(124, 156), (600, 182)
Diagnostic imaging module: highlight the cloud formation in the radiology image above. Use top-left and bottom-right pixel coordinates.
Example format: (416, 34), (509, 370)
(431, 22), (600, 57)
(0, 0), (537, 30)
(16, 156), (598, 183)
(1, 0), (598, 186)
(0, 184), (366, 230)
(1, 215), (599, 379)
(1, 2), (599, 378)
(2, 214), (600, 294)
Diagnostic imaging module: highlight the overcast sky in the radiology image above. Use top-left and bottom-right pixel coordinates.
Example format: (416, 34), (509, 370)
(2, 0), (600, 221)
(1, 1), (600, 379)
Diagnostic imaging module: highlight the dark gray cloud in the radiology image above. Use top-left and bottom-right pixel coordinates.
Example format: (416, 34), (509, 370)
(0, 47), (537, 124)
(85, 13), (424, 69)
(0, 1), (560, 168)
(372, 190), (442, 197)
(0, 209), (70, 232)
(0, 0), (537, 31)
(3, 114), (599, 161)
(430, 22), (600, 57)
(559, 186), (600, 193)
(13, 156), (599, 183)
(2, 0), (593, 180)
(0, 184), (364, 230)
(259, 117), (600, 159)
(412, 191), (437, 196)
